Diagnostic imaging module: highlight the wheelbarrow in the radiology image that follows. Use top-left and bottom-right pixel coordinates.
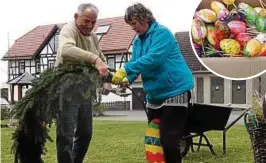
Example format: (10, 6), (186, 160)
(180, 103), (250, 157)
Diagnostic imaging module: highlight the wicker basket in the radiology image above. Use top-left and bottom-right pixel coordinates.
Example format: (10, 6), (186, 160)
(246, 119), (266, 163)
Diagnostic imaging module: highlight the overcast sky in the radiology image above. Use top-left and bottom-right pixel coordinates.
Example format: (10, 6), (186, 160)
(0, 0), (201, 85)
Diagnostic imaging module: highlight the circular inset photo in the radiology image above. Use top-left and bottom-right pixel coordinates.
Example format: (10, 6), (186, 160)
(190, 0), (266, 80)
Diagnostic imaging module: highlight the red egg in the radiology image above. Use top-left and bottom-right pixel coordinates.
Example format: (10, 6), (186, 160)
(228, 21), (247, 35)
(235, 33), (252, 47)
(215, 20), (231, 41)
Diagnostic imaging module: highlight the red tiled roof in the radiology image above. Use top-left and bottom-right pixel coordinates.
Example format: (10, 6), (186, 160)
(3, 16), (136, 60)
(94, 16), (136, 53)
(5, 24), (57, 59)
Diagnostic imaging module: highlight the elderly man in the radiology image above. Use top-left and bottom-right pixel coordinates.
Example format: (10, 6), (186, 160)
(55, 3), (109, 163)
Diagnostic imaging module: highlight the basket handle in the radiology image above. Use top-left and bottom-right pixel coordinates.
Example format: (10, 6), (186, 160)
(244, 111), (257, 129)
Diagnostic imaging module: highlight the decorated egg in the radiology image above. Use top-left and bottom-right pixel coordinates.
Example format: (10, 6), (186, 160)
(259, 44), (266, 56)
(228, 21), (247, 35)
(223, 0), (235, 5)
(255, 16), (266, 32)
(231, 9), (246, 21)
(145, 119), (165, 163)
(244, 39), (262, 57)
(211, 1), (226, 14)
(255, 33), (266, 44)
(193, 11), (200, 19)
(217, 9), (230, 21)
(198, 9), (217, 23)
(235, 33), (252, 47)
(215, 20), (231, 40)
(220, 39), (241, 56)
(193, 42), (204, 57)
(191, 18), (207, 41)
(254, 7), (266, 17)
(207, 25), (220, 49)
(238, 3), (258, 25)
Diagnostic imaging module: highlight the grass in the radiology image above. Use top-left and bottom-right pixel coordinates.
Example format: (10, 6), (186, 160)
(1, 121), (253, 163)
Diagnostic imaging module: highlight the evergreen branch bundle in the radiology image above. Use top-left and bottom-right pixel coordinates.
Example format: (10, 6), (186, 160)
(11, 63), (103, 163)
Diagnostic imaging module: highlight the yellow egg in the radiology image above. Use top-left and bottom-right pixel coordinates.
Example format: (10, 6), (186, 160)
(211, 1), (226, 14)
(244, 39), (262, 57)
(223, 0), (235, 5)
(198, 9), (217, 23)
(220, 39), (241, 56)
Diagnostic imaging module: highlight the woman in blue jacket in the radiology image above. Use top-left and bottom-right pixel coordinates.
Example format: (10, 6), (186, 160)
(112, 3), (194, 163)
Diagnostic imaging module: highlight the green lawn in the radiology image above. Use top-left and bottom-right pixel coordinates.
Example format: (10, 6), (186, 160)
(1, 121), (254, 163)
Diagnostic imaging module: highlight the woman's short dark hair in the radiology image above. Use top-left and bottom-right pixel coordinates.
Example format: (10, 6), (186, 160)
(124, 3), (156, 24)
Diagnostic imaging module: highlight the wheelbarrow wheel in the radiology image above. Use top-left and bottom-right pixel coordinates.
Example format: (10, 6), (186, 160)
(180, 136), (192, 157)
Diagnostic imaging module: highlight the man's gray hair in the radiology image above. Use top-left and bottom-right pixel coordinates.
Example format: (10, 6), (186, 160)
(124, 3), (155, 25)
(77, 3), (99, 15)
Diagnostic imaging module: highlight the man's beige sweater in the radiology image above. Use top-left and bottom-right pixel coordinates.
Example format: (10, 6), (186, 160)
(55, 21), (106, 67)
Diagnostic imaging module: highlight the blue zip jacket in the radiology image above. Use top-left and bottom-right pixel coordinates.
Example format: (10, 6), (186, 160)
(124, 21), (194, 104)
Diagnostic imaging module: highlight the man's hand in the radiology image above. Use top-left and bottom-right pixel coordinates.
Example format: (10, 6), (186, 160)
(101, 83), (112, 95)
(112, 68), (127, 85)
(94, 57), (109, 77)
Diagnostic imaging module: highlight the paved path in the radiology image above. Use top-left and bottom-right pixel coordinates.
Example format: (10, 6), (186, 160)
(94, 110), (247, 125)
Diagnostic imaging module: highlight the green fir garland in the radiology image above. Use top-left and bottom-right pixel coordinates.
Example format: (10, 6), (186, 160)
(11, 63), (103, 163)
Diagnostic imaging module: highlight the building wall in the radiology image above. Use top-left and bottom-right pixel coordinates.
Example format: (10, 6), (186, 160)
(194, 73), (252, 108)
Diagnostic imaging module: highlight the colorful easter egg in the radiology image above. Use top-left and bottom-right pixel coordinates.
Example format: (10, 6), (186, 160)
(217, 9), (230, 21)
(193, 11), (200, 19)
(211, 1), (226, 14)
(198, 9), (217, 23)
(223, 0), (235, 5)
(238, 3), (258, 25)
(145, 119), (165, 163)
(255, 33), (266, 44)
(235, 33), (252, 47)
(255, 16), (266, 32)
(260, 44), (266, 56)
(231, 9), (246, 21)
(227, 21), (247, 35)
(207, 25), (220, 49)
(191, 18), (207, 41)
(215, 20), (231, 40)
(254, 7), (266, 17)
(220, 39), (241, 56)
(244, 39), (262, 57)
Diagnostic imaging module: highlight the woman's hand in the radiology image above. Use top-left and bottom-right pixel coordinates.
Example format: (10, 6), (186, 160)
(112, 68), (127, 84)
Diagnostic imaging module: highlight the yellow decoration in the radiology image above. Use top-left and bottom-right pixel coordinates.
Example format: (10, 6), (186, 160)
(198, 9), (217, 23)
(244, 39), (262, 57)
(220, 39), (241, 56)
(223, 0), (235, 5)
(211, 1), (226, 14)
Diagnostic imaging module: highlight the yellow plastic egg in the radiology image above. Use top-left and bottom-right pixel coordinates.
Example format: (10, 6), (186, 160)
(223, 0), (235, 5)
(244, 39), (262, 57)
(211, 1), (226, 14)
(220, 39), (241, 56)
(198, 9), (217, 23)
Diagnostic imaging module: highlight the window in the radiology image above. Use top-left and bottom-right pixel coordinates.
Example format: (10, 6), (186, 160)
(107, 57), (115, 71)
(196, 77), (204, 103)
(48, 61), (55, 69)
(96, 34), (103, 41)
(36, 61), (41, 73)
(19, 62), (25, 74)
(210, 77), (224, 104)
(232, 80), (246, 104)
(95, 25), (110, 41)
(95, 25), (110, 34)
